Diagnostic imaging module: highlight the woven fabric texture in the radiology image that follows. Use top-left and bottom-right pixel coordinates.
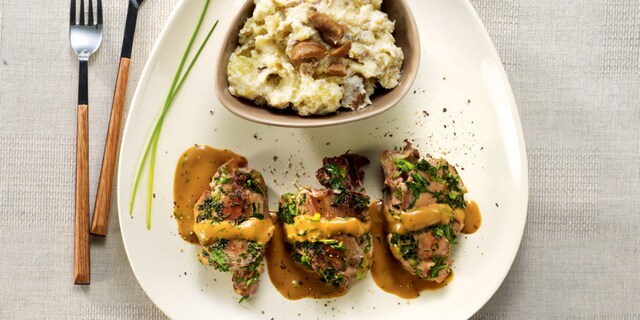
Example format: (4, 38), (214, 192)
(0, 0), (638, 318)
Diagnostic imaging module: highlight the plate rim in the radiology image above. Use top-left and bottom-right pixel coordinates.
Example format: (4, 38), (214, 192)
(455, 0), (529, 315)
(117, 0), (529, 318)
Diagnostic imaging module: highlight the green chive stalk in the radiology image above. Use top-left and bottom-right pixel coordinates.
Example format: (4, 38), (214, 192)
(129, 0), (219, 230)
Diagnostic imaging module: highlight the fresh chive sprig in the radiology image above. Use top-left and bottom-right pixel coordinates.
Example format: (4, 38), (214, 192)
(129, 0), (219, 230)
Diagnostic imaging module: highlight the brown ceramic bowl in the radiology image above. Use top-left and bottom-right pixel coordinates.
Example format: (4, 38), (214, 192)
(215, 0), (420, 128)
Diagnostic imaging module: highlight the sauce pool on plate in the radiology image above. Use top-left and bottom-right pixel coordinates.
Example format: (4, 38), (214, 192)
(462, 201), (482, 234)
(173, 145), (246, 244)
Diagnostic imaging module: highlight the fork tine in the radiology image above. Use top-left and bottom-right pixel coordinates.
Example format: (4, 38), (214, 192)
(79, 0), (85, 25)
(96, 0), (103, 26)
(70, 0), (76, 25)
(88, 0), (94, 26)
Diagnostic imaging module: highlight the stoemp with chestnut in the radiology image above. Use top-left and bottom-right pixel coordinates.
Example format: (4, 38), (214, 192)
(227, 0), (404, 116)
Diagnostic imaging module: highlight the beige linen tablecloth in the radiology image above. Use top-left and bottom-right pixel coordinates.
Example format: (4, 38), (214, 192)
(1, 0), (638, 318)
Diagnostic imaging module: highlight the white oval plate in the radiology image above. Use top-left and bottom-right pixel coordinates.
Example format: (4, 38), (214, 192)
(117, 0), (528, 319)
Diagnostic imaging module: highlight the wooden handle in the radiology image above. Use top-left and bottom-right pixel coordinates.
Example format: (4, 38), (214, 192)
(91, 58), (131, 236)
(74, 104), (90, 285)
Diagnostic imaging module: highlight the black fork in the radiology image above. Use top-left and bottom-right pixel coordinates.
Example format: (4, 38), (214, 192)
(69, 0), (103, 285)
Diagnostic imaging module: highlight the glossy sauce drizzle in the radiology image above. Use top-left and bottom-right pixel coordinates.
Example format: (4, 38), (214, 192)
(173, 145), (246, 244)
(283, 215), (372, 243)
(194, 218), (275, 245)
(384, 204), (464, 235)
(265, 214), (347, 300)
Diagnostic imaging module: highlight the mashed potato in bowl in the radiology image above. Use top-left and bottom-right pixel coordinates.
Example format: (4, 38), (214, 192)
(227, 0), (404, 116)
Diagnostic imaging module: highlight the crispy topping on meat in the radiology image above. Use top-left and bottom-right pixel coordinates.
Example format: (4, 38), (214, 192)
(280, 188), (370, 227)
(381, 141), (466, 211)
(316, 153), (370, 191)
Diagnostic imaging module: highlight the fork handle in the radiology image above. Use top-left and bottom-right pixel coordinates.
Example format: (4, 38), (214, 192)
(91, 58), (131, 236)
(78, 60), (88, 105)
(74, 103), (90, 285)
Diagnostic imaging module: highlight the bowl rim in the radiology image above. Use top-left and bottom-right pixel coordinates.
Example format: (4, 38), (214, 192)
(214, 0), (421, 128)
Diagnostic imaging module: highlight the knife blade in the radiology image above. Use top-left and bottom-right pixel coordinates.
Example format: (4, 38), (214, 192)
(91, 0), (146, 236)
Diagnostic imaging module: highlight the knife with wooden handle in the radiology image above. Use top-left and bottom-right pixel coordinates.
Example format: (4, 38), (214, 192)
(91, 0), (145, 236)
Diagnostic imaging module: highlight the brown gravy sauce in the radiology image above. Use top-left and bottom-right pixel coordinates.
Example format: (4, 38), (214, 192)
(194, 218), (275, 246)
(283, 215), (371, 243)
(384, 204), (464, 235)
(462, 200), (482, 234)
(265, 214), (347, 300)
(173, 145), (246, 244)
